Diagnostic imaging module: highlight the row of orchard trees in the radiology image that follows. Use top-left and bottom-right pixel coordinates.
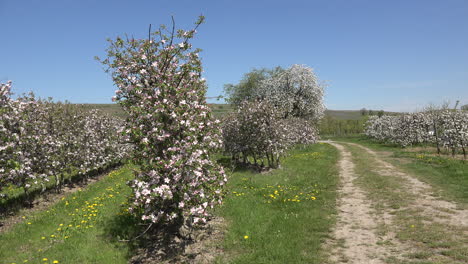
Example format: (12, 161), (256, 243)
(222, 64), (324, 168)
(365, 109), (468, 158)
(0, 81), (129, 199)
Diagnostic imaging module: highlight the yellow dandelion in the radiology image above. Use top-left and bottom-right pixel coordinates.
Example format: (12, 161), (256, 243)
(42, 258), (48, 261)
(53, 261), (59, 264)
(244, 235), (249, 239)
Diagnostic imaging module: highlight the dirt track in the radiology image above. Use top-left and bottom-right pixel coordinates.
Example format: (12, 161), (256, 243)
(325, 141), (468, 264)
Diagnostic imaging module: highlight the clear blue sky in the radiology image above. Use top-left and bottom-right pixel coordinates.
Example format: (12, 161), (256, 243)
(1, 0), (467, 111)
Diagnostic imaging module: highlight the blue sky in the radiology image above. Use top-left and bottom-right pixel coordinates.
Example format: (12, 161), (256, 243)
(1, 0), (467, 111)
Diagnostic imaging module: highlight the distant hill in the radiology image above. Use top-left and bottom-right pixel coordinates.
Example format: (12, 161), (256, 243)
(324, 110), (363, 120)
(77, 104), (127, 118)
(77, 103), (396, 120)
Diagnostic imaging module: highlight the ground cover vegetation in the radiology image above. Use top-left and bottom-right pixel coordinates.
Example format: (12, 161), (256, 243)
(217, 143), (339, 263)
(0, 165), (136, 264)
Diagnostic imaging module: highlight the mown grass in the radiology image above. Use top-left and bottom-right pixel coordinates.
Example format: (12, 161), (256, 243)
(216, 143), (339, 264)
(345, 143), (468, 264)
(334, 136), (468, 205)
(0, 165), (138, 264)
(0, 163), (123, 217)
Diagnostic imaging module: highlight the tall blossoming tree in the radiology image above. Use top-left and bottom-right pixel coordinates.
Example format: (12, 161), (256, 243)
(97, 16), (226, 225)
(256, 64), (325, 122)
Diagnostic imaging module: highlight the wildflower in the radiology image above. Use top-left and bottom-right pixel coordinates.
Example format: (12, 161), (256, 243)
(244, 235), (249, 239)
(42, 258), (48, 261)
(53, 261), (59, 264)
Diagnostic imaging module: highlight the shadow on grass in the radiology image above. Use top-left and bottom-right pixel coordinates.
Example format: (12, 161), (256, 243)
(104, 212), (196, 263)
(217, 156), (273, 174)
(0, 162), (123, 219)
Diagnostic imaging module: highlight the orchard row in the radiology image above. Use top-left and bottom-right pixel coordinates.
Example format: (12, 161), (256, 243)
(0, 81), (130, 199)
(365, 110), (468, 157)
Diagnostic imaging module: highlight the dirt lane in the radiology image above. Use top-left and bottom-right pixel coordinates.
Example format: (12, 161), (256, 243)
(325, 140), (468, 264)
(326, 142), (398, 264)
(348, 142), (468, 228)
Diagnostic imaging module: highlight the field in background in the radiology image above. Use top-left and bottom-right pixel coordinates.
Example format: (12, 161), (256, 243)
(79, 103), (403, 137)
(78, 103), (379, 120)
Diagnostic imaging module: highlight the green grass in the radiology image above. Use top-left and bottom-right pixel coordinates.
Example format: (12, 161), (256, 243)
(335, 136), (468, 205)
(345, 143), (413, 212)
(0, 165), (137, 264)
(0, 163), (122, 216)
(216, 143), (339, 264)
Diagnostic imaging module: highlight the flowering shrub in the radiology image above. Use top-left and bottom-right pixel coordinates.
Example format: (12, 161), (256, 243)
(98, 16), (226, 225)
(222, 101), (287, 168)
(222, 101), (318, 168)
(221, 64), (323, 168)
(0, 81), (129, 199)
(364, 110), (468, 158)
